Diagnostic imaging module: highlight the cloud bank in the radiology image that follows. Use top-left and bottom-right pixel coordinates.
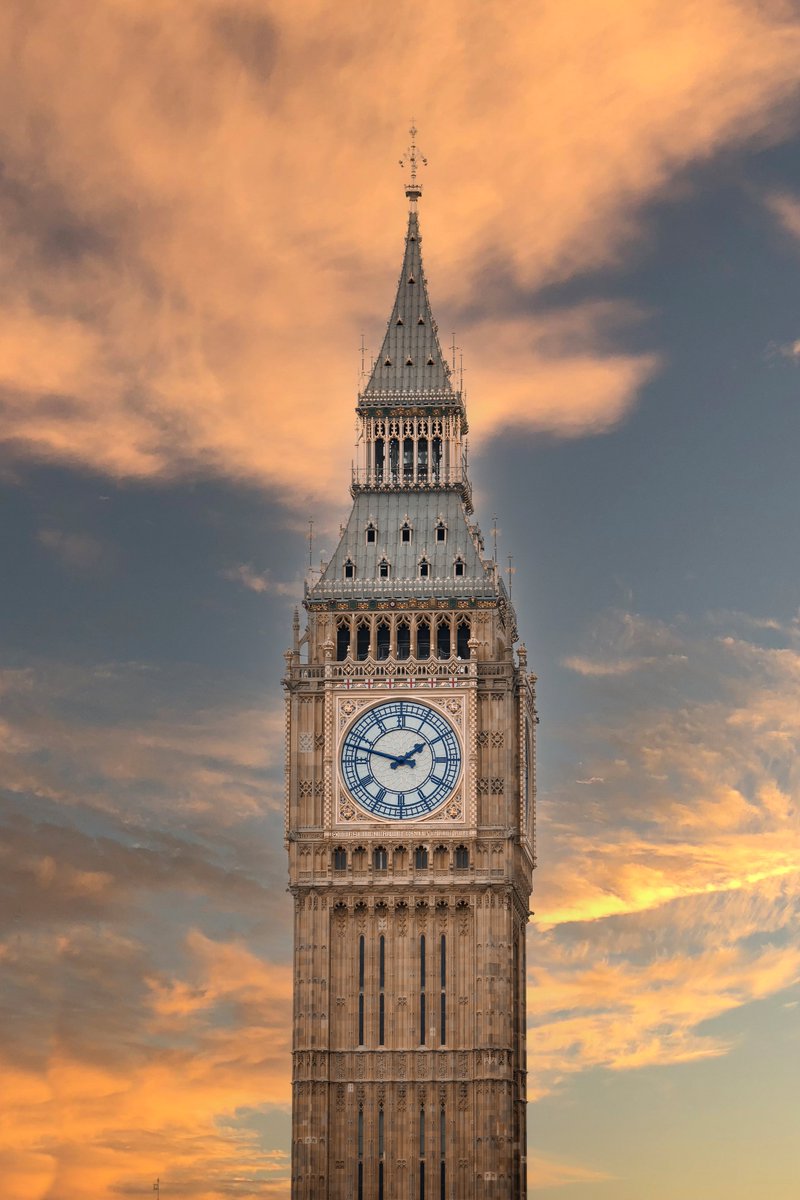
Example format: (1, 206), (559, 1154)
(0, 2), (799, 502)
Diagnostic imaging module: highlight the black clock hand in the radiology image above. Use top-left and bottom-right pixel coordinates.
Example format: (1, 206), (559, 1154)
(351, 738), (412, 766)
(390, 742), (425, 769)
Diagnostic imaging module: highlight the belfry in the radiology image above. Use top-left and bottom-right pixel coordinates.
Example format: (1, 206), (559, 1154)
(284, 132), (536, 1199)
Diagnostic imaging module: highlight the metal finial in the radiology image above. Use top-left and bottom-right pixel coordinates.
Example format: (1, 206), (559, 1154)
(400, 121), (427, 202)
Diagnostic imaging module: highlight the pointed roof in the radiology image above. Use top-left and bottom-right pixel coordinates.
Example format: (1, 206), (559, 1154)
(362, 206), (454, 398)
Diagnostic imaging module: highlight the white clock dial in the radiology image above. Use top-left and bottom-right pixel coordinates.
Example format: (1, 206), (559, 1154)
(340, 700), (461, 820)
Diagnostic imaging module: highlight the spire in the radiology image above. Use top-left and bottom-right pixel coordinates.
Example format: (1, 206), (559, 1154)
(362, 126), (453, 399)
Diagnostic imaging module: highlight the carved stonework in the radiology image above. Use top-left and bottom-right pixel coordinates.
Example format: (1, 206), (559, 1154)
(286, 191), (535, 1198)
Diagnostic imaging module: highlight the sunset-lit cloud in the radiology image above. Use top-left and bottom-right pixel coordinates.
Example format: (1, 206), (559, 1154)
(3, 3), (800, 1198)
(1, 2), (799, 502)
(522, 609), (800, 1102)
(3, 605), (798, 1193)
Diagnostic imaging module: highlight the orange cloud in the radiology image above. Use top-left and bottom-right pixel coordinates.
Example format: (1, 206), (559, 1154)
(0, 2), (799, 501)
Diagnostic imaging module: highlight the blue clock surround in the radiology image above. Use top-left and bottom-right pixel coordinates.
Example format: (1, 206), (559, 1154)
(340, 699), (462, 821)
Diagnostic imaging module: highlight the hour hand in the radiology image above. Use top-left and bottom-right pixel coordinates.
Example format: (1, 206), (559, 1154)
(390, 742), (425, 769)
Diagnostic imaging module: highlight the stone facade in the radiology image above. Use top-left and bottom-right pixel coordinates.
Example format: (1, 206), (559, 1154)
(285, 167), (536, 1199)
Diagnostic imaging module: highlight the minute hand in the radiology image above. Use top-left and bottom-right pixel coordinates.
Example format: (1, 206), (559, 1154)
(351, 739), (413, 766)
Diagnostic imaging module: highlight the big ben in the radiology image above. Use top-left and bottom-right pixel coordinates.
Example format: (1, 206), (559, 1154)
(284, 134), (536, 1200)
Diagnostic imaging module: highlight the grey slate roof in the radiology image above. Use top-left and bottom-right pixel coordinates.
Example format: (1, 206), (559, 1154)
(362, 209), (454, 397)
(308, 490), (499, 602)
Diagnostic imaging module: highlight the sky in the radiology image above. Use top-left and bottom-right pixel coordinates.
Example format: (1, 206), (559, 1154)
(1, 1), (799, 1197)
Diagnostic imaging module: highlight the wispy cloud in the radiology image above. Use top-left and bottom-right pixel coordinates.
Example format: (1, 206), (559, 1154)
(222, 563), (300, 597)
(37, 527), (108, 570)
(527, 609), (800, 1096)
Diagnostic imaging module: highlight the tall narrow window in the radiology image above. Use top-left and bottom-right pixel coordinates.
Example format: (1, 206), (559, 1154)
(455, 845), (469, 869)
(366, 523), (377, 544)
(376, 620), (390, 659)
(332, 847), (347, 871)
(420, 1108), (426, 1200)
(456, 617), (470, 659)
(358, 933), (365, 1046)
(374, 437), (385, 483)
(414, 845), (428, 870)
(401, 521), (412, 543)
(389, 437), (399, 481)
(378, 558), (390, 579)
(373, 846), (388, 871)
(418, 437), (428, 480)
(437, 619), (451, 659)
(435, 521), (447, 542)
(440, 933), (447, 1045)
(356, 621), (370, 661)
(379, 933), (386, 1045)
(336, 621), (351, 661)
(420, 933), (426, 1045)
(454, 556), (465, 578)
(440, 1107), (446, 1200)
(416, 619), (430, 660)
(432, 436), (442, 481)
(403, 437), (414, 479)
(344, 558), (355, 580)
(419, 557), (430, 579)
(358, 1107), (364, 1200)
(378, 1108), (385, 1200)
(397, 619), (411, 660)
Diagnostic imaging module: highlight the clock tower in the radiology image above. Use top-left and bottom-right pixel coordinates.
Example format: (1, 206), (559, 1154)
(284, 141), (536, 1200)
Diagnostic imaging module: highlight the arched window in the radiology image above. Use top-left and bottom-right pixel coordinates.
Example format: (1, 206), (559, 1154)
(435, 520), (447, 543)
(414, 845), (429, 870)
(403, 437), (414, 480)
(417, 437), (428, 480)
(336, 620), (351, 661)
(366, 522), (377, 544)
(416, 618), (430, 660)
(437, 618), (451, 659)
(332, 847), (347, 871)
(433, 844), (448, 871)
(378, 557), (391, 579)
(397, 619), (411, 660)
(373, 846), (388, 871)
(376, 619), (390, 660)
(401, 521), (413, 543)
(456, 617), (470, 660)
(344, 558), (355, 580)
(374, 436), (385, 483)
(453, 556), (465, 578)
(454, 845), (469, 869)
(432, 437), (442, 481)
(353, 846), (367, 872)
(419, 557), (430, 579)
(356, 620), (370, 661)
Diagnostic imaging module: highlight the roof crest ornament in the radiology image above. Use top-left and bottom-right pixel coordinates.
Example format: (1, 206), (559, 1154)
(400, 121), (427, 206)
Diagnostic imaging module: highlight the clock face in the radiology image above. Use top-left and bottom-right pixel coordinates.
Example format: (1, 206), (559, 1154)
(340, 700), (461, 821)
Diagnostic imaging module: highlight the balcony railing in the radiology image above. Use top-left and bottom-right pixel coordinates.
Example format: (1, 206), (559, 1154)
(306, 573), (498, 600)
(350, 468), (473, 513)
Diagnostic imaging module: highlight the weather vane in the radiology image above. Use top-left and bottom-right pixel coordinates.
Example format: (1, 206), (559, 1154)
(400, 121), (427, 202)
